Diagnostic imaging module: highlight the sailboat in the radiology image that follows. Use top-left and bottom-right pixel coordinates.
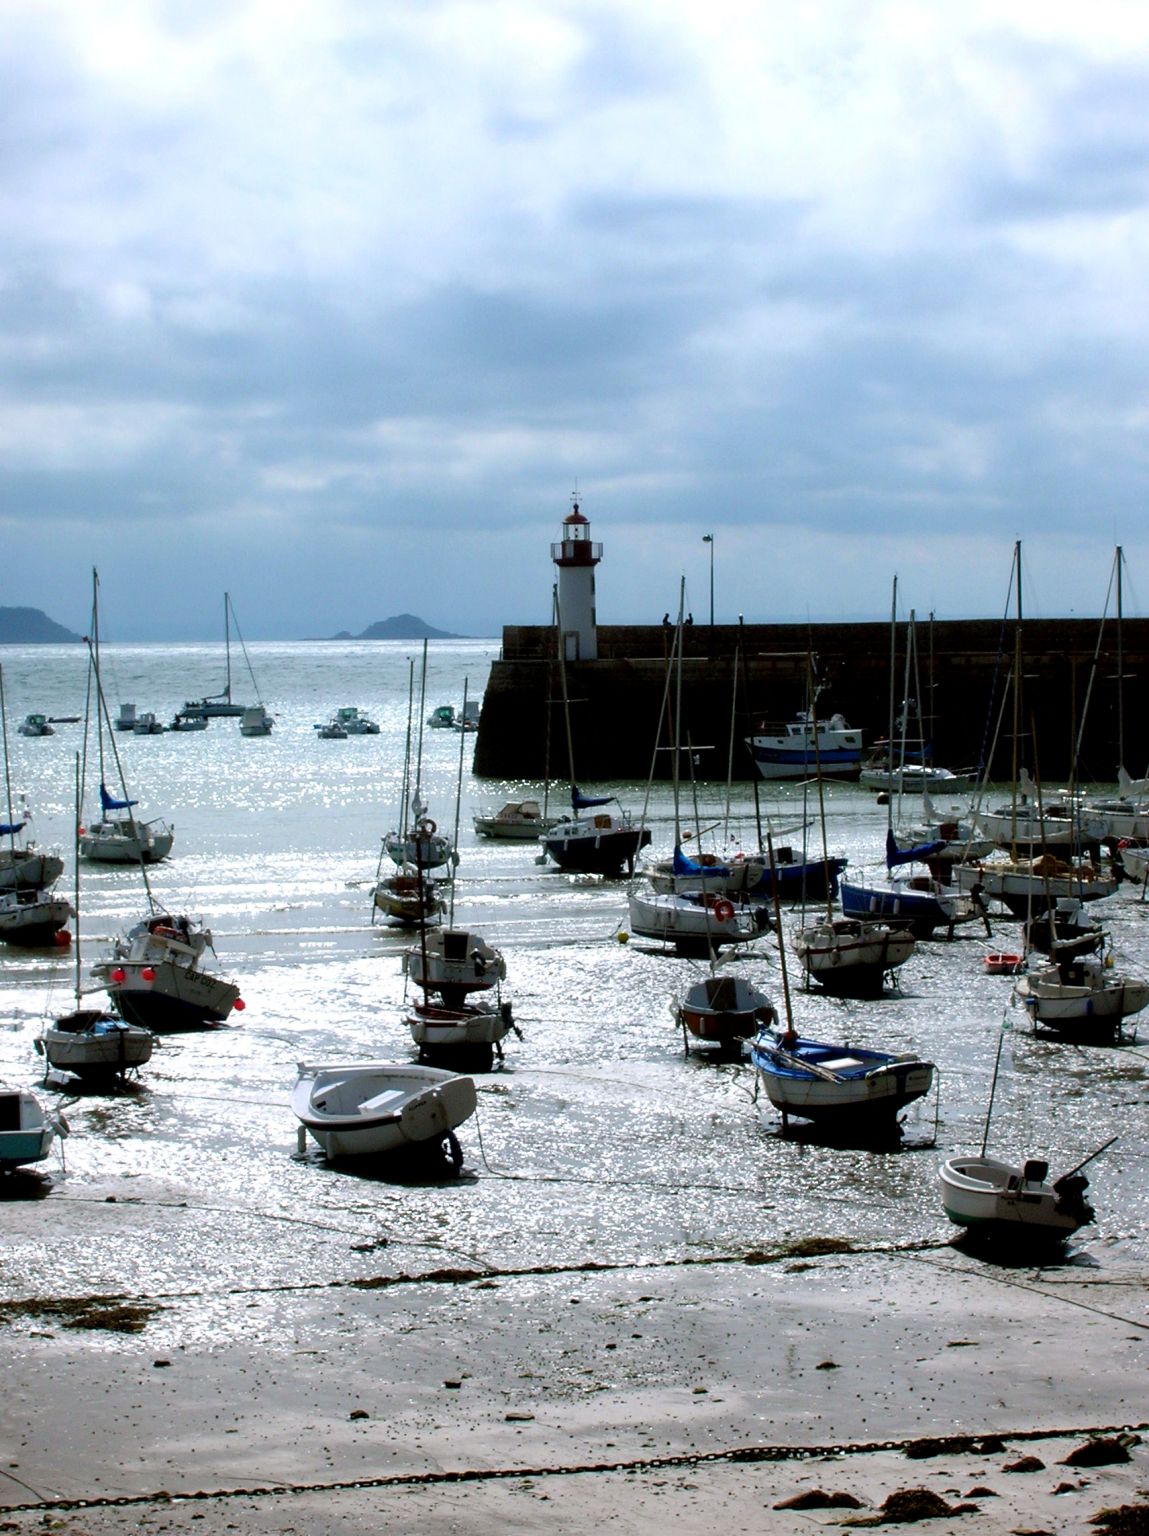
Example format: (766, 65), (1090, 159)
(373, 659), (446, 927)
(1079, 550), (1149, 842)
(0, 668), (72, 947)
(0, 784), (64, 893)
(858, 613), (968, 792)
(675, 972), (776, 1056)
(402, 679), (516, 1070)
(788, 657), (916, 996)
(382, 643), (457, 875)
(1014, 947), (1149, 1042)
(840, 583), (968, 939)
(174, 593), (255, 725)
(751, 840), (935, 1137)
(37, 757), (153, 1081)
(78, 575), (174, 865)
(539, 586), (650, 877)
(629, 597), (767, 955)
(404, 684), (506, 1001)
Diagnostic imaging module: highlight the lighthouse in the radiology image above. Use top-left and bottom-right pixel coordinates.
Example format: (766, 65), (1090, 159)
(551, 496), (602, 661)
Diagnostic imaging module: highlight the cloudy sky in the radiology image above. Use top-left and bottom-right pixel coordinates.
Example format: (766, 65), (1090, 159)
(4, 0), (1149, 639)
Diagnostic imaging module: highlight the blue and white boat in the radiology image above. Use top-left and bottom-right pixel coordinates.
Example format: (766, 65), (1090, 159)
(648, 844), (845, 903)
(750, 1027), (934, 1133)
(840, 830), (964, 939)
(745, 709), (864, 782)
(0, 1085), (63, 1170)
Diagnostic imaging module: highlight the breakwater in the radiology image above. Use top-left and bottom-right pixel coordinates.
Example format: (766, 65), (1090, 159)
(473, 618), (1149, 784)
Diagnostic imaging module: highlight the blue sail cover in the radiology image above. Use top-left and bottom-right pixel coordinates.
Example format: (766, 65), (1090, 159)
(0, 820), (25, 837)
(886, 827), (946, 868)
(673, 845), (730, 878)
(100, 782), (138, 812)
(572, 786), (613, 810)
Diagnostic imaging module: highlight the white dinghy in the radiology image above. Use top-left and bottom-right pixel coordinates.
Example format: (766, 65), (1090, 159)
(292, 1061), (476, 1172)
(938, 1153), (1097, 1246)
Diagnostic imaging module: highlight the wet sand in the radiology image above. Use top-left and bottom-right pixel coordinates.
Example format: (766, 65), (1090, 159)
(2, 1223), (1146, 1534)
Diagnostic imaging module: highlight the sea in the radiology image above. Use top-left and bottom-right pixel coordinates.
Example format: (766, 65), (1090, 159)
(1, 638), (1147, 1311)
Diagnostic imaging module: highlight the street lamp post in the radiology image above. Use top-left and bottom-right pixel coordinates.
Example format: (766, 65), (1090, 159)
(702, 534), (714, 626)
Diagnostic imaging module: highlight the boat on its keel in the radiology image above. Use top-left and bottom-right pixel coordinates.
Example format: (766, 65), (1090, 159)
(38, 1009), (153, 1082)
(292, 1060), (476, 1173)
(674, 973), (775, 1056)
(92, 914), (242, 1030)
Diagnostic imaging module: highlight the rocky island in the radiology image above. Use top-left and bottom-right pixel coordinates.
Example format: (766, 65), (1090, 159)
(327, 613), (464, 640)
(0, 606), (82, 644)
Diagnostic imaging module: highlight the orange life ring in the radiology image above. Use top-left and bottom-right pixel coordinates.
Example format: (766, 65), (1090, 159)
(418, 818), (438, 837)
(713, 898), (735, 924)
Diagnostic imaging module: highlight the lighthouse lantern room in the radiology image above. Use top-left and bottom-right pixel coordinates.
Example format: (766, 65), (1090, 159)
(551, 497), (602, 661)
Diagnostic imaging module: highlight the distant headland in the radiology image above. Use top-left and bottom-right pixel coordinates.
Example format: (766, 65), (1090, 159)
(325, 614), (464, 641)
(0, 607), (82, 644)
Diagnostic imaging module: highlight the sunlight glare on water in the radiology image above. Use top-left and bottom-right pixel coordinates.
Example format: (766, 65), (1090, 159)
(0, 637), (1146, 1309)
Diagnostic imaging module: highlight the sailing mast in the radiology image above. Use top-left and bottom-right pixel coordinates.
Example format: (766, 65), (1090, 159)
(223, 592), (233, 708)
(1116, 545), (1125, 778)
(0, 668), (19, 873)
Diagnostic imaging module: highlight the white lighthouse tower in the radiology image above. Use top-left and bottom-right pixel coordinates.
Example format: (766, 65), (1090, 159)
(551, 496), (602, 660)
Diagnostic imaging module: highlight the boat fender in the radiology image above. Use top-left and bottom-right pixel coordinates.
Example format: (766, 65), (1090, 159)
(713, 898), (735, 924)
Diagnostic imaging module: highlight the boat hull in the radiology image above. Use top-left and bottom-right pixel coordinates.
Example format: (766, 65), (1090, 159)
(373, 875), (443, 926)
(100, 965), (240, 1029)
(80, 819), (174, 864)
(473, 803), (560, 840)
(1015, 967), (1149, 1038)
(793, 919), (915, 996)
(938, 1156), (1091, 1243)
(954, 858), (1115, 916)
(0, 850), (65, 892)
(293, 1061), (476, 1162)
(407, 1001), (514, 1069)
(840, 877), (961, 938)
(0, 892), (72, 945)
(543, 821), (651, 876)
(0, 1088), (56, 1169)
(676, 975), (775, 1052)
(751, 1033), (934, 1129)
(40, 1012), (153, 1077)
(627, 892), (766, 954)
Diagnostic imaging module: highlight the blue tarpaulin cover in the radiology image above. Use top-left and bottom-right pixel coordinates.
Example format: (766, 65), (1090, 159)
(885, 827), (946, 868)
(572, 786), (613, 811)
(100, 782), (138, 812)
(672, 845), (730, 877)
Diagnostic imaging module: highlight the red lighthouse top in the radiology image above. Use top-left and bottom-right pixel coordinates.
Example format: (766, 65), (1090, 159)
(552, 497), (601, 568)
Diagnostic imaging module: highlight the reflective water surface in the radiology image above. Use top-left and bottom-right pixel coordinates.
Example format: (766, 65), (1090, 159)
(1, 639), (1146, 1319)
